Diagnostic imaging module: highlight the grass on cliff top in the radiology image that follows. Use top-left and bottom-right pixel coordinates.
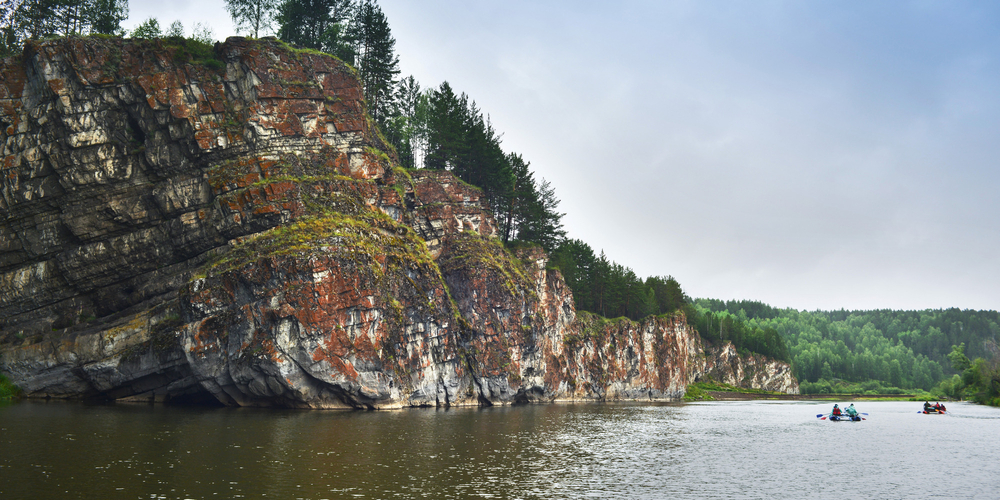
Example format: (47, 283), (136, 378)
(0, 373), (21, 401)
(162, 36), (223, 70)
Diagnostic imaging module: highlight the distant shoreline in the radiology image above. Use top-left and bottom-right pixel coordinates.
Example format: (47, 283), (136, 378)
(705, 392), (922, 401)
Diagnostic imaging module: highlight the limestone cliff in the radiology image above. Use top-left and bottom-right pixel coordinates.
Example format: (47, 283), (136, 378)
(0, 36), (797, 408)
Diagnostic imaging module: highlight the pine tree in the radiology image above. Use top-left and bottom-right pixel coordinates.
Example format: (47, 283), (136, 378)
(351, 0), (398, 123)
(513, 178), (565, 251)
(276, 0), (352, 52)
(425, 82), (467, 171)
(645, 275), (688, 314)
(384, 75), (429, 169)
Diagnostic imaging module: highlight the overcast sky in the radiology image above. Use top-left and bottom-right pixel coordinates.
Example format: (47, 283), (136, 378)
(124, 1), (1000, 312)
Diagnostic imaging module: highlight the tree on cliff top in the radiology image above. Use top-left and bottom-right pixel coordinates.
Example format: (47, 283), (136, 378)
(276, 0), (354, 57)
(351, 0), (399, 123)
(89, 0), (128, 35)
(1, 0), (128, 55)
(129, 17), (160, 38)
(225, 0), (278, 38)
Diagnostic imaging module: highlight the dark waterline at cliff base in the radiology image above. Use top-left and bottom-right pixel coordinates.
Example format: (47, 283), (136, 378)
(2, 400), (998, 499)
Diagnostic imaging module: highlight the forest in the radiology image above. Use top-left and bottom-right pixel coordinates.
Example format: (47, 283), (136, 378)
(3, 1), (997, 404)
(695, 300), (1000, 404)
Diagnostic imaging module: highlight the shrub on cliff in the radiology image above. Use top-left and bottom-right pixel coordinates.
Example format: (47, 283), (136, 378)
(0, 373), (20, 400)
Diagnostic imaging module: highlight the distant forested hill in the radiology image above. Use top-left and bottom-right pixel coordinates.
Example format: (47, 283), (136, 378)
(694, 299), (1000, 393)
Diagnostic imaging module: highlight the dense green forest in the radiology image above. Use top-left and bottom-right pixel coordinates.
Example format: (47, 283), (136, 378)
(4, 1), (997, 405)
(694, 299), (1000, 404)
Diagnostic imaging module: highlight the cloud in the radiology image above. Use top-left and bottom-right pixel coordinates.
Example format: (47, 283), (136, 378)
(129, 0), (1000, 310)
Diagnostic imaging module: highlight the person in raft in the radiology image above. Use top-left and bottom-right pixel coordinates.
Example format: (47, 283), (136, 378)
(846, 404), (858, 418)
(924, 401), (933, 411)
(831, 404), (842, 416)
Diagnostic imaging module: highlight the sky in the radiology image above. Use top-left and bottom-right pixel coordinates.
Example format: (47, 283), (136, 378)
(123, 1), (1000, 312)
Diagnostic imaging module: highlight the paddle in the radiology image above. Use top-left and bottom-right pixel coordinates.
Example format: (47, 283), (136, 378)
(817, 412), (866, 420)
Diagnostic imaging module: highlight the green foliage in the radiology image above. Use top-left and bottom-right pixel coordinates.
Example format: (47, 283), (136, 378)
(383, 76), (425, 169)
(936, 342), (1000, 406)
(799, 378), (912, 395)
(276, 0), (353, 55)
(683, 380), (782, 400)
(1, 0), (128, 55)
(548, 240), (789, 361)
(226, 0), (279, 38)
(552, 241), (670, 320)
(0, 372), (21, 400)
(130, 17), (160, 39)
(88, 0), (127, 35)
(163, 35), (224, 70)
(683, 384), (714, 401)
(647, 276), (688, 317)
(686, 305), (791, 362)
(696, 300), (1000, 398)
(389, 80), (566, 251)
(353, 0), (398, 122)
(166, 20), (183, 38)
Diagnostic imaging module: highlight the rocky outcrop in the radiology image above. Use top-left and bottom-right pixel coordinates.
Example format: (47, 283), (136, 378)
(0, 36), (797, 407)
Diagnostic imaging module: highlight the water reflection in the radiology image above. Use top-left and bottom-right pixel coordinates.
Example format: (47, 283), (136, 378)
(1, 400), (998, 499)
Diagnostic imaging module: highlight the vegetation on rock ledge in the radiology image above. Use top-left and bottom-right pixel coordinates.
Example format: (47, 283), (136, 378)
(0, 373), (21, 400)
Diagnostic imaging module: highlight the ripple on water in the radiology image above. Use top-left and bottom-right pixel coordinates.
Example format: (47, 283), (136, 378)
(0, 400), (998, 499)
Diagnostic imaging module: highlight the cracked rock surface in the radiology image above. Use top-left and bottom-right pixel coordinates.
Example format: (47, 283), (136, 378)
(0, 37), (797, 408)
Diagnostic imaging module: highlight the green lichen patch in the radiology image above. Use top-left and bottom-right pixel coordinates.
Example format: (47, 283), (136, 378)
(565, 312), (635, 346)
(438, 231), (535, 300)
(204, 209), (434, 278)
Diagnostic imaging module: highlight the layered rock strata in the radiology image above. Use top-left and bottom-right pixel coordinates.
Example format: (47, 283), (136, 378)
(0, 36), (797, 408)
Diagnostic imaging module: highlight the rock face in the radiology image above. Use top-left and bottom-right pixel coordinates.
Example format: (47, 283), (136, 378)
(0, 37), (797, 408)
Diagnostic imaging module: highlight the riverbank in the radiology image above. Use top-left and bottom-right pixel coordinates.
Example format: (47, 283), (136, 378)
(704, 392), (921, 401)
(683, 380), (924, 401)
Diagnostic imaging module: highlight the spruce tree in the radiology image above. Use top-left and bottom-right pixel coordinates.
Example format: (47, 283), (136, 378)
(425, 82), (467, 171)
(276, 0), (352, 52)
(351, 0), (398, 123)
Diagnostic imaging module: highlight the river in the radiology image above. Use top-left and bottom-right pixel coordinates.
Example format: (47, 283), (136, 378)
(1, 400), (998, 499)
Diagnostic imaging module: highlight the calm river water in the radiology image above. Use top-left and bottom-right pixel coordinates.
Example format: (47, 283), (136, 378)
(2, 400), (998, 499)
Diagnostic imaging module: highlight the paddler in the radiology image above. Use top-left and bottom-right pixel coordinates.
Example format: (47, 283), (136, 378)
(846, 404), (858, 418)
(831, 404), (842, 416)
(924, 401), (932, 412)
